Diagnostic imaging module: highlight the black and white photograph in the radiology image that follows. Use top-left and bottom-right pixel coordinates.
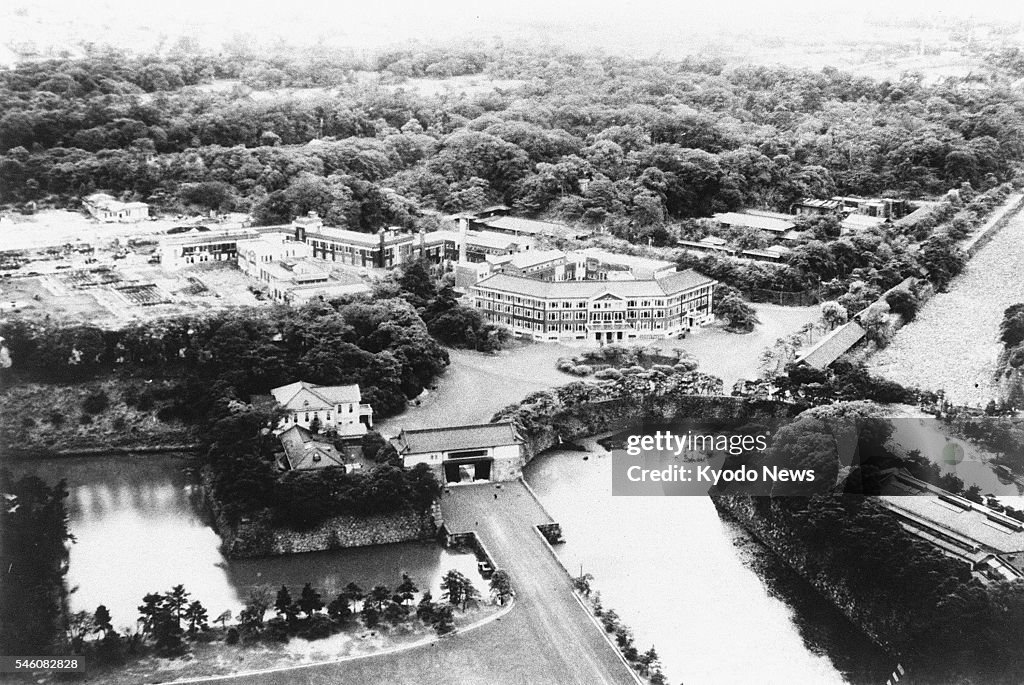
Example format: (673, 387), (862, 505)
(2, 1), (1024, 683)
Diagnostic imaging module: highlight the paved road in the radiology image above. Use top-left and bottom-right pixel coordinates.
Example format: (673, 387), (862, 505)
(196, 482), (637, 685)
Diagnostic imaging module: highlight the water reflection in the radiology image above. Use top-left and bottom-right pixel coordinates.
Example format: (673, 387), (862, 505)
(887, 417), (1024, 496)
(7, 455), (475, 632)
(525, 446), (893, 685)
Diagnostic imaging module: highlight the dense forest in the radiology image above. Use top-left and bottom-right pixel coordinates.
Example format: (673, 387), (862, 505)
(1, 42), (1023, 239)
(0, 297), (449, 417)
(0, 472), (73, 657)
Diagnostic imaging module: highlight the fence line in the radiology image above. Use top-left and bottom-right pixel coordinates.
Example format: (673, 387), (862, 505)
(744, 287), (820, 307)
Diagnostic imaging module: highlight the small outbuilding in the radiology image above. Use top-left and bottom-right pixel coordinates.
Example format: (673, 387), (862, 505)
(278, 425), (359, 472)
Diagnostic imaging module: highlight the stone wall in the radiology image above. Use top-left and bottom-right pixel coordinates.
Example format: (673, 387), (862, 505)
(492, 451), (526, 481)
(713, 495), (901, 653)
(504, 389), (802, 463)
(963, 192), (1024, 257)
(202, 469), (441, 558)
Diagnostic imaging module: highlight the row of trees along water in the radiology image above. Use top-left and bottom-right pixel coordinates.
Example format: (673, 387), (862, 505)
(52, 570), (511, 669)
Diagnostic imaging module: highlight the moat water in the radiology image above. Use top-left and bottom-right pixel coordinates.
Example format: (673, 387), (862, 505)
(8, 455), (479, 628)
(526, 445), (894, 685)
(12, 447), (908, 684)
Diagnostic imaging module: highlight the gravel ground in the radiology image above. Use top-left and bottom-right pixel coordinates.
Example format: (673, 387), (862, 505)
(868, 208), (1024, 406)
(650, 303), (820, 388)
(375, 342), (580, 436)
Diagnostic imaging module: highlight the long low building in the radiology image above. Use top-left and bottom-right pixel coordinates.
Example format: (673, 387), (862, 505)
(713, 212), (795, 234)
(83, 193), (150, 222)
(471, 270), (715, 343)
(880, 473), (1024, 583)
(159, 227), (261, 268)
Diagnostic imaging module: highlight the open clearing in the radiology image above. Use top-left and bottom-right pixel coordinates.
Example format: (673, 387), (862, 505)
(651, 303), (821, 389)
(375, 343), (578, 436)
(377, 303), (819, 437)
(868, 208), (1024, 406)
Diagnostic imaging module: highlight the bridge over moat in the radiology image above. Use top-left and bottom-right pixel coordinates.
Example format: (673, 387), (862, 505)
(436, 480), (639, 685)
(192, 480), (638, 685)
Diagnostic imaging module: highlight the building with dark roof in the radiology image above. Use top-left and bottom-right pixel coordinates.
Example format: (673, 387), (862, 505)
(391, 422), (525, 483)
(792, 198), (842, 216)
(278, 425), (355, 472)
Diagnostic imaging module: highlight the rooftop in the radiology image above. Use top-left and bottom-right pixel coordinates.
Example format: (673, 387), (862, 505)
(473, 269), (714, 299)
(392, 422), (522, 455)
(744, 209), (798, 221)
(160, 227), (259, 246)
(795, 198), (842, 210)
(279, 425), (346, 470)
(309, 226), (413, 246)
(496, 249), (566, 270)
(881, 494), (1024, 560)
(479, 216), (567, 235)
(270, 381), (363, 410)
(793, 320), (866, 369)
(260, 259), (331, 283)
(713, 212), (795, 233)
(575, 247), (677, 274)
(84, 193), (149, 211)
(423, 229), (528, 251)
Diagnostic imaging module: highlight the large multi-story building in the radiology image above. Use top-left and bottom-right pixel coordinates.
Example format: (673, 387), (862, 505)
(294, 213), (416, 268)
(471, 269), (715, 343)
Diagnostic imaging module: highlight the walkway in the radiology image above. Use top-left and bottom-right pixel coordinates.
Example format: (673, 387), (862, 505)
(187, 481), (637, 685)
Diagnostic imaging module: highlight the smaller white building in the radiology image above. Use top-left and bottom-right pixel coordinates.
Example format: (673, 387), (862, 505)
(270, 381), (373, 437)
(83, 193), (149, 222)
(237, 234), (311, 278)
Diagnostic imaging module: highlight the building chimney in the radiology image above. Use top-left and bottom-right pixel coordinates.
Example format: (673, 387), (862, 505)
(458, 216), (468, 263)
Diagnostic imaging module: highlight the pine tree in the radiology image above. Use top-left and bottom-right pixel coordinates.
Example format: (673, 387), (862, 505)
(93, 605), (113, 638)
(396, 573), (419, 607)
(297, 583), (324, 617)
(183, 601), (209, 637)
(342, 582), (365, 612)
(275, 585), (298, 622)
(369, 584), (391, 611)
